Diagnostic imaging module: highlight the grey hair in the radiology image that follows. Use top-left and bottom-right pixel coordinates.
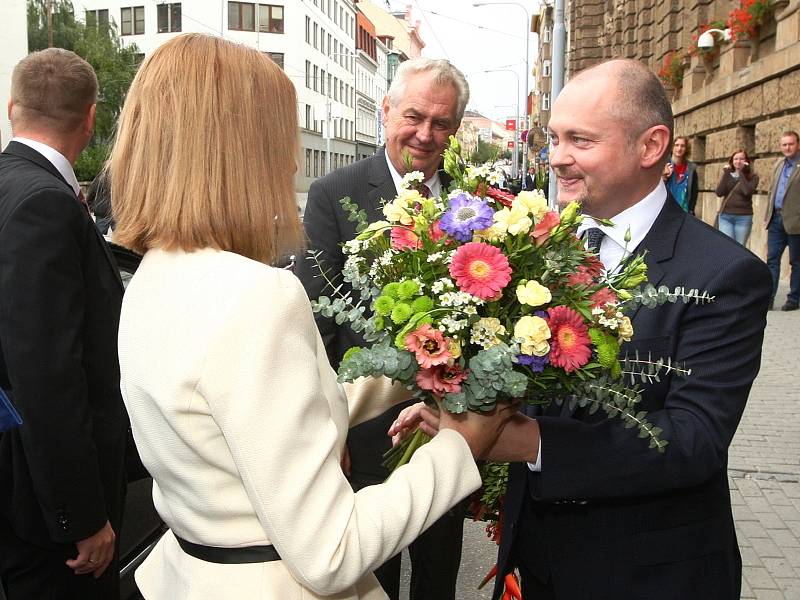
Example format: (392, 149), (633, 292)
(387, 58), (470, 122)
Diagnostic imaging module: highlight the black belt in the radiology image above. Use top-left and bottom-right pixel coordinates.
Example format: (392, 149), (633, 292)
(174, 535), (281, 564)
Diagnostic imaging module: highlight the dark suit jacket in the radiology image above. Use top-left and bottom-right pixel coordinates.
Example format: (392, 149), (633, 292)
(494, 198), (771, 599)
(297, 148), (452, 487)
(0, 141), (127, 548)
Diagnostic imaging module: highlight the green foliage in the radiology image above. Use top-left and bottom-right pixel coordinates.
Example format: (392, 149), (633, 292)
(469, 139), (502, 165)
(339, 196), (369, 233)
(336, 341), (418, 383)
(444, 344), (528, 413)
(27, 0), (140, 180)
(631, 284), (716, 309)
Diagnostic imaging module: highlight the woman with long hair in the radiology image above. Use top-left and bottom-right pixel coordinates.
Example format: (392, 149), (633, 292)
(662, 136), (699, 214)
(111, 34), (513, 599)
(715, 149), (759, 246)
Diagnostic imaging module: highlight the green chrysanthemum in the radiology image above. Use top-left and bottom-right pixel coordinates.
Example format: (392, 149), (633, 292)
(382, 282), (401, 299)
(390, 302), (413, 324)
(397, 280), (420, 300)
(589, 328), (621, 372)
(374, 295), (395, 316)
(373, 315), (385, 330)
(342, 346), (362, 362)
(411, 295), (434, 314)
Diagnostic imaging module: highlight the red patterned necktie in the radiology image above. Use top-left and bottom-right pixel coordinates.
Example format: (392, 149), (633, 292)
(77, 189), (91, 214)
(420, 184), (432, 198)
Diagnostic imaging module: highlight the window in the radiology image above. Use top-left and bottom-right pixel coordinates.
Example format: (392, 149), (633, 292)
(542, 93), (551, 111)
(542, 59), (551, 77)
(305, 149), (311, 177)
(305, 16), (310, 43)
(85, 9), (109, 29)
(313, 150), (319, 177)
(259, 4), (283, 34)
(334, 0), (338, 25)
(228, 2), (255, 31)
(266, 52), (284, 69)
(313, 65), (318, 92)
(314, 22), (318, 48)
(305, 60), (311, 88)
(543, 27), (552, 43)
(321, 151), (326, 175)
(121, 6), (145, 35)
(320, 28), (325, 54)
(305, 105), (312, 129)
(333, 76), (337, 101)
(157, 3), (181, 33)
(320, 69), (326, 95)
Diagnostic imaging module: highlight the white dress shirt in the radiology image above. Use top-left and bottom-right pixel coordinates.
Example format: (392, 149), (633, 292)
(12, 136), (80, 197)
(577, 182), (667, 273)
(385, 152), (442, 197)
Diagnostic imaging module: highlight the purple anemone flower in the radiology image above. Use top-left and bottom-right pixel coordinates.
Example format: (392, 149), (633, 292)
(439, 193), (494, 242)
(516, 353), (550, 373)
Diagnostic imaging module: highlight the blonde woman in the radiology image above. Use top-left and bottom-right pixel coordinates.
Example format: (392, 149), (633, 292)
(110, 34), (514, 600)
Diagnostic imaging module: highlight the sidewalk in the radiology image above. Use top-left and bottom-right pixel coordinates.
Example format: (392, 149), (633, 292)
(731, 285), (800, 599)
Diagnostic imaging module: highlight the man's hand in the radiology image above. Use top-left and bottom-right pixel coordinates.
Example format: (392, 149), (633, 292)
(483, 414), (540, 463)
(65, 520), (115, 578)
(439, 402), (518, 460)
(662, 162), (674, 180)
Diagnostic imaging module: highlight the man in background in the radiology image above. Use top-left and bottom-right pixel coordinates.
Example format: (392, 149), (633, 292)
(764, 130), (800, 311)
(296, 57), (469, 600)
(0, 48), (127, 599)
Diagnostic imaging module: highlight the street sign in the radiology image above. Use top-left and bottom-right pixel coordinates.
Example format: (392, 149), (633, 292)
(505, 118), (516, 131)
(507, 141), (514, 149)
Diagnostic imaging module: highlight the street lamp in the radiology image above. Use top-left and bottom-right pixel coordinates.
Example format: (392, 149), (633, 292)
(480, 68), (520, 179)
(473, 1), (531, 176)
(698, 27), (732, 48)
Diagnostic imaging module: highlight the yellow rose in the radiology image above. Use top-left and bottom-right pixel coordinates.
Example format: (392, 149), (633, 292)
(494, 205), (533, 236)
(472, 224), (508, 243)
(516, 280), (552, 307)
(382, 199), (414, 225)
(515, 190), (549, 222)
(618, 316), (634, 342)
(514, 315), (551, 356)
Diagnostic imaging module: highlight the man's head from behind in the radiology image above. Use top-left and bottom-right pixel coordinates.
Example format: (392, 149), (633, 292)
(9, 48), (97, 153)
(382, 58), (469, 180)
(548, 59), (673, 219)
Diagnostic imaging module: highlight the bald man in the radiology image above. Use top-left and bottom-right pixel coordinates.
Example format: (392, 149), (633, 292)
(488, 59), (771, 600)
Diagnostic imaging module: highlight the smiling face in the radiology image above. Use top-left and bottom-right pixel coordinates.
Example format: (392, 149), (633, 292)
(382, 71), (460, 180)
(731, 151), (748, 171)
(672, 138), (688, 163)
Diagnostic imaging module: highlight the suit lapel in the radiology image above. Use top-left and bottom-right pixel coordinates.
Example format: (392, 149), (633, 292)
(366, 148), (398, 219)
(627, 198), (683, 321)
(4, 142), (124, 292)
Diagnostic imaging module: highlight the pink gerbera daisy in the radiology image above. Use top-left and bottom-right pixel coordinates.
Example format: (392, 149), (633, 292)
(405, 324), (451, 368)
(449, 242), (512, 300)
(590, 287), (618, 308)
(546, 305), (592, 372)
(391, 226), (422, 250)
(416, 364), (468, 397)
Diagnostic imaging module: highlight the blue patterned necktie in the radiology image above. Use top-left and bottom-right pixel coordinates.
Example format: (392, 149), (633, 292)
(584, 227), (605, 254)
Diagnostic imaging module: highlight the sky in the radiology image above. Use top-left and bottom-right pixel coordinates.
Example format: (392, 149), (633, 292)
(381, 0), (541, 126)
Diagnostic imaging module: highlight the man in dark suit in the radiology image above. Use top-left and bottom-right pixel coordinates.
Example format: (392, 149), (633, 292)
(523, 165), (536, 191)
(486, 59), (771, 599)
(0, 49), (127, 599)
(296, 58), (469, 600)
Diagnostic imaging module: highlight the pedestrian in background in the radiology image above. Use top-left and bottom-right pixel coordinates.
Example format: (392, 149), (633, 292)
(715, 149), (759, 246)
(663, 135), (699, 214)
(765, 130), (800, 311)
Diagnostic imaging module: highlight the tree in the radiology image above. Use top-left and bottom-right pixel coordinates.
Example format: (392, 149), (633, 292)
(27, 0), (140, 180)
(469, 139), (501, 165)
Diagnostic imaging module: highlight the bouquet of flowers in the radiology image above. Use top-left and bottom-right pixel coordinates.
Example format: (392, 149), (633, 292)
(310, 136), (712, 593)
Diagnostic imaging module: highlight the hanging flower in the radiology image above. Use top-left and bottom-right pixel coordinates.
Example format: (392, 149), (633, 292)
(439, 193), (494, 242)
(404, 324), (451, 368)
(416, 363), (468, 397)
(449, 242), (512, 300)
(546, 305), (592, 372)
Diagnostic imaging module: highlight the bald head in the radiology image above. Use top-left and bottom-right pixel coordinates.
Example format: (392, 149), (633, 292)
(569, 59), (674, 165)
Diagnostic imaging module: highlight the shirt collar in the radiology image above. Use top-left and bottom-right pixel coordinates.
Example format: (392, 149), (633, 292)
(12, 137), (80, 196)
(785, 155), (798, 169)
(384, 152), (441, 197)
(578, 182), (666, 255)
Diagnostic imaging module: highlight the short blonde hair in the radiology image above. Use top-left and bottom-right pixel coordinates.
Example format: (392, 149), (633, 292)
(10, 48), (97, 133)
(110, 34), (302, 265)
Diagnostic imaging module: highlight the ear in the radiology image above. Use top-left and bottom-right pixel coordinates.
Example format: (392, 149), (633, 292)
(639, 125), (671, 169)
(85, 103), (97, 135)
(6, 99), (12, 121)
(381, 95), (390, 127)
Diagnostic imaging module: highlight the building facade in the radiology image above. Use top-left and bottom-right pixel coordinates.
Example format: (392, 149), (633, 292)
(77, 0), (366, 191)
(556, 0), (800, 259)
